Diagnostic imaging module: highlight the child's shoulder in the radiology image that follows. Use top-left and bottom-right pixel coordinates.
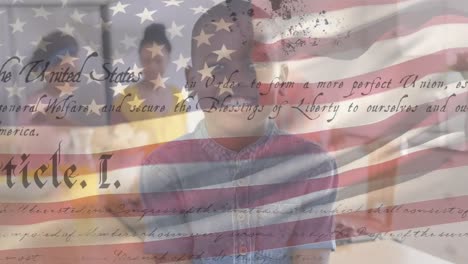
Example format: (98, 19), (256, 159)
(271, 126), (331, 155)
(269, 126), (337, 172)
(143, 125), (204, 165)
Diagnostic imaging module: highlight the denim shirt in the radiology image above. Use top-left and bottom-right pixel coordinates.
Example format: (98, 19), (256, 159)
(141, 120), (338, 263)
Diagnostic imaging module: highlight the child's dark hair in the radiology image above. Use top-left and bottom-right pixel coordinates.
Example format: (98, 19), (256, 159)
(29, 31), (78, 70)
(139, 23), (172, 54)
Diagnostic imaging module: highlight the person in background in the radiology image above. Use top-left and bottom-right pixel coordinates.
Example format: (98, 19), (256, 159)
(111, 23), (187, 146)
(15, 31), (83, 157)
(8, 31), (101, 262)
(98, 24), (190, 239)
(20, 31), (79, 127)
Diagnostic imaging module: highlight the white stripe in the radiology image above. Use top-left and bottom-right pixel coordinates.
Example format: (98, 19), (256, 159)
(285, 71), (465, 133)
(394, 166), (468, 205)
(286, 23), (468, 81)
(331, 111), (467, 173)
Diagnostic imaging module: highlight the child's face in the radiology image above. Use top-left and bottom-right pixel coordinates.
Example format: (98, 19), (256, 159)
(140, 44), (170, 82)
(189, 6), (285, 134)
(47, 52), (79, 89)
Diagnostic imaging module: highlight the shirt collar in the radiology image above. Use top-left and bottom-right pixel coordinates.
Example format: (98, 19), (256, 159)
(195, 119), (279, 159)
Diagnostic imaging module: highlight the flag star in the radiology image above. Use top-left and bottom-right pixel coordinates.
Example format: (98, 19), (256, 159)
(10, 18), (26, 33)
(71, 9), (86, 24)
(13, 51), (25, 66)
(29, 99), (48, 115)
(58, 23), (75, 36)
(163, 0), (183, 7)
(87, 100), (104, 116)
(113, 57), (125, 66)
(213, 45), (236, 61)
(129, 64), (143, 76)
(93, 18), (112, 31)
(112, 50), (125, 66)
(173, 53), (190, 71)
(28, 71), (44, 83)
(175, 88), (191, 104)
(110, 1), (129, 16)
(193, 29), (213, 47)
(191, 5), (208, 15)
(31, 38), (51, 52)
(167, 21), (184, 39)
(32, 6), (51, 20)
(5, 83), (25, 98)
(218, 77), (234, 96)
(127, 94), (145, 108)
(44, 70), (53, 79)
(102, 20), (113, 31)
(151, 74), (169, 90)
(83, 45), (97, 56)
(198, 63), (215, 81)
(212, 18), (233, 32)
(111, 83), (128, 97)
(58, 52), (78, 66)
(146, 42), (165, 58)
(56, 83), (77, 97)
(121, 34), (137, 50)
(136, 8), (156, 24)
(87, 41), (99, 50)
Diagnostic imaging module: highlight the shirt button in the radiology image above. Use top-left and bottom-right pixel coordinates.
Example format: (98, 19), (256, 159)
(237, 212), (246, 221)
(237, 178), (248, 186)
(239, 245), (248, 255)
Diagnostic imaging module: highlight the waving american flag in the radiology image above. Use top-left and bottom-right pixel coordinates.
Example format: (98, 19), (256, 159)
(0, 0), (467, 263)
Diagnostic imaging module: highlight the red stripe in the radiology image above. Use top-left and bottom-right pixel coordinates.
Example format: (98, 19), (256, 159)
(263, 47), (466, 105)
(2, 194), (468, 262)
(1, 96), (465, 177)
(0, 144), (466, 226)
(15, 46), (468, 131)
(7, 82), (468, 166)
